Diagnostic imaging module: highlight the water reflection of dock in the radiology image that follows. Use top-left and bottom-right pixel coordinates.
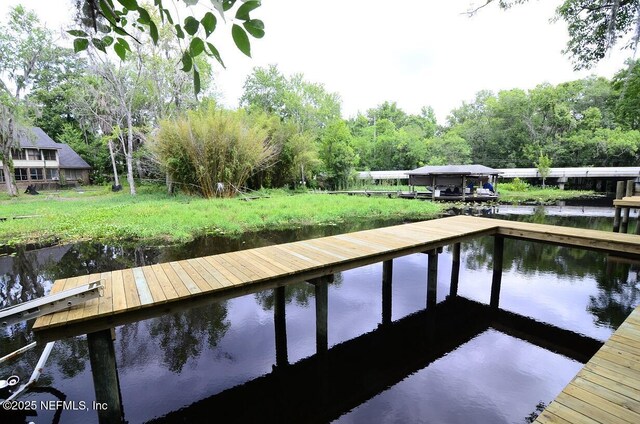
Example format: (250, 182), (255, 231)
(30, 215), (640, 423)
(148, 297), (601, 424)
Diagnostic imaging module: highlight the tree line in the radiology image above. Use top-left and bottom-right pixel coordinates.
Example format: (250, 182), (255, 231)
(2, 4), (640, 197)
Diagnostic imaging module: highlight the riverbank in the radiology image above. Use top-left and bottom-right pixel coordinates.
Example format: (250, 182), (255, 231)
(498, 187), (598, 203)
(0, 186), (445, 248)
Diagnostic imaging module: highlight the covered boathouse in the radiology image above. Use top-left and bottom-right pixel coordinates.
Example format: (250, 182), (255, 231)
(406, 164), (501, 201)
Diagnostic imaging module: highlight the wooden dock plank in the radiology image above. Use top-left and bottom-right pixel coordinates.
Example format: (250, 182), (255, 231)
(66, 274), (91, 322)
(150, 264), (179, 300)
(140, 265), (167, 303)
(111, 270), (127, 312)
(122, 269), (141, 310)
(47, 277), (78, 326)
(193, 257), (234, 288)
(160, 262), (191, 297)
(186, 258), (225, 290)
(132, 267), (155, 305)
(170, 262), (202, 295)
(98, 272), (114, 315)
(178, 260), (212, 292)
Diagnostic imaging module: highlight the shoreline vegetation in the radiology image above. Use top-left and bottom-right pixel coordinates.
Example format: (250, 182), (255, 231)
(0, 184), (597, 249)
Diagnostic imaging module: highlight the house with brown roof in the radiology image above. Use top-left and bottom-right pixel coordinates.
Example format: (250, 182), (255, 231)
(0, 127), (91, 190)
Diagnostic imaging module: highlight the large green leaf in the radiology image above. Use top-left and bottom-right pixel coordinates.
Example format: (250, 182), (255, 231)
(184, 16), (200, 36)
(235, 1), (261, 20)
(207, 42), (225, 67)
(73, 38), (89, 53)
(92, 38), (107, 53)
(67, 29), (88, 37)
(201, 12), (217, 38)
(116, 0), (139, 10)
(232, 24), (251, 57)
(114, 41), (126, 60)
(181, 51), (193, 72)
(116, 37), (131, 51)
(149, 20), (159, 43)
(137, 7), (151, 24)
(243, 19), (264, 38)
(222, 0), (236, 12)
(193, 65), (201, 95)
(175, 24), (185, 39)
(190, 37), (205, 56)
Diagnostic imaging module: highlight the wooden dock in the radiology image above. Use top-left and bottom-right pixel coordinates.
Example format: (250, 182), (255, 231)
(32, 215), (640, 341)
(534, 304), (640, 424)
(28, 215), (640, 423)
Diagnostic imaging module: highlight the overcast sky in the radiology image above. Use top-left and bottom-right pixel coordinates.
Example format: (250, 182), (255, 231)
(1, 0), (632, 123)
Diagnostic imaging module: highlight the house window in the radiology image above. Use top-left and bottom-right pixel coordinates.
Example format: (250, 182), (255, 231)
(0, 172), (4, 183)
(11, 149), (26, 160)
(64, 169), (82, 180)
(42, 150), (57, 161)
(30, 168), (44, 180)
(27, 149), (41, 160)
(15, 168), (28, 181)
(46, 168), (59, 180)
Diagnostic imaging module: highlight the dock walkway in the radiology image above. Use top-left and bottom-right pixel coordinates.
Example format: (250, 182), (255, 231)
(29, 215), (640, 423)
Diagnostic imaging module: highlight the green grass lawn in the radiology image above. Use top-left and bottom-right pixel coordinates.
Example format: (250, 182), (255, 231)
(0, 185), (445, 247)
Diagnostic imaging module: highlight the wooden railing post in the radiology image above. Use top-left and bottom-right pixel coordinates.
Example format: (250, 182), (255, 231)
(490, 236), (504, 308)
(87, 328), (123, 424)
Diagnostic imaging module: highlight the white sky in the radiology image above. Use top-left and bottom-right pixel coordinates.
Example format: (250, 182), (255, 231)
(1, 0), (632, 123)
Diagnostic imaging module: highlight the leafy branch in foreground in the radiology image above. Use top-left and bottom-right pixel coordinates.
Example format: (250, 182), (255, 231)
(71, 0), (265, 94)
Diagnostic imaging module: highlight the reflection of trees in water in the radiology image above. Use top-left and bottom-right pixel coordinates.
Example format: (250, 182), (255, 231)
(48, 336), (89, 379)
(588, 264), (639, 329)
(45, 244), (161, 279)
(254, 273), (344, 311)
(146, 302), (231, 373)
(463, 236), (597, 279)
(0, 247), (47, 310)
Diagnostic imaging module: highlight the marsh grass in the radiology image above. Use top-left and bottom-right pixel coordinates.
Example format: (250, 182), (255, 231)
(0, 185), (444, 247)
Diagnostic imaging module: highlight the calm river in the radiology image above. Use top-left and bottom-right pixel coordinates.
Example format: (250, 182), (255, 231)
(1, 202), (638, 423)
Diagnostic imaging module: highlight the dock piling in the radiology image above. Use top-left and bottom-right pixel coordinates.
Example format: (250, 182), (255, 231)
(87, 328), (123, 424)
(312, 277), (329, 355)
(613, 181), (625, 232)
(382, 260), (393, 325)
(621, 180), (635, 233)
(490, 236), (504, 308)
(274, 286), (288, 367)
(449, 243), (461, 298)
(427, 250), (438, 308)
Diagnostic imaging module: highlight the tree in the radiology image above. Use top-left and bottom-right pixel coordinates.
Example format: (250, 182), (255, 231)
(240, 65), (342, 133)
(72, 0), (265, 95)
(612, 59), (640, 130)
(535, 152), (552, 188)
(320, 120), (356, 189)
(0, 6), (61, 196)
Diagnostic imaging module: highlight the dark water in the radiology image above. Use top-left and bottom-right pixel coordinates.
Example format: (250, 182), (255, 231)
(1, 208), (638, 423)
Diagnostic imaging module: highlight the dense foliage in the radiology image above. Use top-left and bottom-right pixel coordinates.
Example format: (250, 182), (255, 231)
(4, 3), (640, 196)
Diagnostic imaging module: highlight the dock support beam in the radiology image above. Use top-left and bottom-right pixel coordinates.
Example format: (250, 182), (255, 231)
(274, 286), (288, 367)
(382, 260), (393, 325)
(427, 249), (438, 308)
(449, 243), (461, 298)
(87, 328), (123, 424)
(613, 181), (625, 232)
(621, 180), (634, 233)
(490, 236), (504, 308)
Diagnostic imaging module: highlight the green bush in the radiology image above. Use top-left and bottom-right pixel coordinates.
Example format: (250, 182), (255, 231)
(499, 177), (530, 191)
(154, 105), (277, 198)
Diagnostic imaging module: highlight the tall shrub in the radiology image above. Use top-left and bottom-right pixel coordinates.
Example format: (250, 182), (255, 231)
(154, 107), (277, 197)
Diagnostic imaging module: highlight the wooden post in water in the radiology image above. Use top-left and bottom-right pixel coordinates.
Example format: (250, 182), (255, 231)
(462, 176), (467, 201)
(621, 180), (634, 233)
(87, 328), (123, 424)
(382, 260), (393, 325)
(312, 277), (329, 355)
(449, 243), (461, 298)
(432, 176), (437, 201)
(427, 249), (438, 308)
(274, 286), (288, 367)
(490, 236), (504, 309)
(613, 181), (625, 232)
